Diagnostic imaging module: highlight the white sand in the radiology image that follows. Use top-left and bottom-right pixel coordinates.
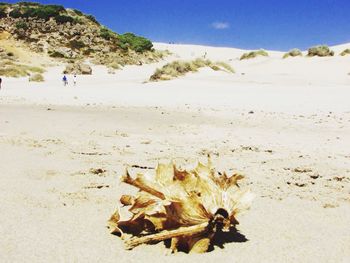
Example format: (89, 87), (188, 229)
(0, 43), (349, 262)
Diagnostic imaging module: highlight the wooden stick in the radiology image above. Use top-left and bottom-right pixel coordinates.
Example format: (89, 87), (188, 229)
(122, 171), (165, 200)
(125, 222), (209, 250)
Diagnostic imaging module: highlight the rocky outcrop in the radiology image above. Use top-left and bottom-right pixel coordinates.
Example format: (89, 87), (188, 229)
(0, 3), (166, 73)
(63, 63), (92, 75)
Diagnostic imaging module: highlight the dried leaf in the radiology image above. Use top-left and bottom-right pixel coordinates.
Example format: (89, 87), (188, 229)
(110, 159), (253, 252)
(190, 238), (211, 253)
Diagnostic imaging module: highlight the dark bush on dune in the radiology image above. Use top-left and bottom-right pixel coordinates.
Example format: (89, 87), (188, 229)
(55, 15), (74, 24)
(73, 9), (83, 16)
(283, 48), (302, 59)
(9, 8), (22, 18)
(100, 27), (117, 41)
(15, 21), (29, 30)
(307, 45), (334, 57)
(8, 4), (66, 21)
(85, 14), (100, 25)
(0, 5), (7, 18)
(18, 2), (41, 7)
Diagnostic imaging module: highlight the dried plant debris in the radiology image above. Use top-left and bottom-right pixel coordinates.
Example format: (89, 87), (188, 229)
(108, 159), (254, 253)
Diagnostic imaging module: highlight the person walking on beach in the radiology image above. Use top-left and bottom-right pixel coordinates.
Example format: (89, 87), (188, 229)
(0, 77), (2, 90)
(73, 74), (77, 86)
(63, 75), (68, 86)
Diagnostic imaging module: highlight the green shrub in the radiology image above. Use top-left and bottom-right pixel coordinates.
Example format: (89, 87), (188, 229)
(340, 49), (350, 56)
(29, 73), (44, 82)
(307, 45), (334, 57)
(0, 6), (7, 18)
(73, 9), (83, 16)
(18, 2), (41, 7)
(9, 8), (22, 18)
(100, 27), (116, 40)
(240, 49), (269, 60)
(69, 40), (86, 50)
(73, 16), (83, 24)
(55, 15), (74, 24)
(15, 21), (29, 30)
(20, 4), (65, 20)
(117, 33), (153, 53)
(283, 48), (302, 59)
(85, 14), (99, 25)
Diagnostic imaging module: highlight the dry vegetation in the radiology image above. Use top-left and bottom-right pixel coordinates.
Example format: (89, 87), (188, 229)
(29, 73), (44, 82)
(240, 49), (268, 60)
(108, 160), (253, 253)
(307, 45), (334, 57)
(0, 59), (44, 77)
(149, 58), (234, 81)
(340, 49), (350, 56)
(283, 48), (302, 59)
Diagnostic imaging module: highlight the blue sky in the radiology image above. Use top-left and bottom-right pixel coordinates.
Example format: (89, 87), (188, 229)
(5, 0), (350, 50)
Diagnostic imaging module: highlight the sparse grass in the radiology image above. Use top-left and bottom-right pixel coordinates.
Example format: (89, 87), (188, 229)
(307, 45), (334, 57)
(215, 61), (235, 73)
(240, 49), (268, 60)
(149, 58), (234, 81)
(340, 49), (350, 56)
(283, 48), (302, 59)
(27, 66), (44, 73)
(29, 73), (44, 82)
(108, 61), (121, 70)
(0, 63), (44, 77)
(55, 14), (74, 24)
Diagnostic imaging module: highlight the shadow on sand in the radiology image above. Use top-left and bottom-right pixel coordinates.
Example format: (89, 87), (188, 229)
(209, 227), (248, 251)
(163, 227), (248, 253)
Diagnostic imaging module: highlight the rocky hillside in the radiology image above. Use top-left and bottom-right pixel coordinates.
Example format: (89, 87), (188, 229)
(0, 2), (166, 75)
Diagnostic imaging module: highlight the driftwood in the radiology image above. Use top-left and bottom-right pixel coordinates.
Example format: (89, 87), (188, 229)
(108, 158), (253, 253)
(125, 222), (209, 250)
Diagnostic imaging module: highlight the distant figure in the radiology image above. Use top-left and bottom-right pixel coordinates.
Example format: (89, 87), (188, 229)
(0, 77), (2, 90)
(63, 75), (68, 86)
(203, 51), (207, 59)
(73, 74), (77, 86)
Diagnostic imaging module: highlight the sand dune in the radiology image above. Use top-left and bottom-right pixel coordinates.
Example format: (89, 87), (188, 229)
(0, 43), (349, 262)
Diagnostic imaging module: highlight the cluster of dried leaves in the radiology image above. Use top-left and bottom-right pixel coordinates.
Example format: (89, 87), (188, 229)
(108, 159), (253, 253)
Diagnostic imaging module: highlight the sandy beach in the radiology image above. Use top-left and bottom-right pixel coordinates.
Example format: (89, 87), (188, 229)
(1, 43), (350, 262)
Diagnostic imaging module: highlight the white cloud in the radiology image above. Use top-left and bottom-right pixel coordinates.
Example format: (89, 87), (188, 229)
(211, 22), (230, 30)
